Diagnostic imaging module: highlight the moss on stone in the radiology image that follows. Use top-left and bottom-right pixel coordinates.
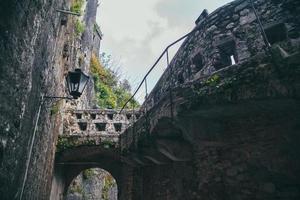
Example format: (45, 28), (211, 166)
(70, 0), (84, 14)
(56, 136), (97, 152)
(75, 19), (85, 37)
(82, 169), (95, 180)
(102, 174), (116, 200)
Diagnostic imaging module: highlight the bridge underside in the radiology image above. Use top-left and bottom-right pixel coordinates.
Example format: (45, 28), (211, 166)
(118, 52), (300, 199)
(119, 99), (299, 200)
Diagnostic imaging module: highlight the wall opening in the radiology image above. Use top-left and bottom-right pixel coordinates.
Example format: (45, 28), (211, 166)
(95, 123), (106, 131)
(66, 168), (118, 200)
(76, 113), (82, 119)
(90, 114), (97, 120)
(60, 14), (67, 26)
(178, 73), (184, 84)
(264, 22), (287, 45)
(126, 113), (132, 120)
(78, 122), (87, 131)
(135, 113), (141, 119)
(114, 123), (122, 132)
(215, 39), (237, 70)
(192, 52), (204, 72)
(107, 114), (114, 120)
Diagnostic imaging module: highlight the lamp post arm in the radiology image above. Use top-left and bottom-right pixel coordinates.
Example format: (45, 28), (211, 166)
(44, 96), (73, 100)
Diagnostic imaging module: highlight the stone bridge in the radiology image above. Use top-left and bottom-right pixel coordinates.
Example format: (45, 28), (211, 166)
(51, 0), (300, 199)
(57, 109), (141, 151)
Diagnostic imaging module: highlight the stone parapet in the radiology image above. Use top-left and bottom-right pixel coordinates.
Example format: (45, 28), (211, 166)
(62, 109), (141, 135)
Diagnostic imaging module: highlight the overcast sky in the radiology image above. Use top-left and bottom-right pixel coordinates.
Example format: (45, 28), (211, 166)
(96, 0), (232, 102)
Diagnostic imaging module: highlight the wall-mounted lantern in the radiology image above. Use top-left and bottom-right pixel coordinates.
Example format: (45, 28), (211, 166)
(66, 68), (89, 99)
(20, 68), (89, 200)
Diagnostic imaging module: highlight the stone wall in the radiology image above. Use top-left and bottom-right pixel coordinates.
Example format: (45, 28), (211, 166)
(63, 109), (141, 136)
(144, 0), (300, 111)
(119, 1), (300, 199)
(0, 0), (69, 199)
(0, 0), (103, 199)
(56, 109), (141, 152)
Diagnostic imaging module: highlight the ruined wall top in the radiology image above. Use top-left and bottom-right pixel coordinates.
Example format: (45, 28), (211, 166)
(143, 0), (300, 110)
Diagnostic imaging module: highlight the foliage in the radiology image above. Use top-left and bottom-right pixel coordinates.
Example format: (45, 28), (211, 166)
(75, 19), (85, 37)
(205, 74), (221, 86)
(82, 169), (95, 180)
(102, 174), (117, 200)
(90, 53), (139, 109)
(70, 0), (84, 14)
(102, 140), (116, 149)
(56, 136), (96, 152)
(50, 103), (60, 116)
(69, 183), (83, 194)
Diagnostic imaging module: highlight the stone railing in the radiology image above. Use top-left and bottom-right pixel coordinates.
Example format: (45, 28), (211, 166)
(62, 109), (141, 136)
(57, 109), (142, 152)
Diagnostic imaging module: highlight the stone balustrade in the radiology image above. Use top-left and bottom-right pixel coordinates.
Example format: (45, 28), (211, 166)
(62, 109), (141, 136)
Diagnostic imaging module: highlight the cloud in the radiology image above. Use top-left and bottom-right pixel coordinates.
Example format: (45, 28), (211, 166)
(154, 0), (233, 28)
(96, 0), (232, 98)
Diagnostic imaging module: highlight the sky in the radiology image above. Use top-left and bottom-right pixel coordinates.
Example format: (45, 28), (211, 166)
(96, 0), (232, 103)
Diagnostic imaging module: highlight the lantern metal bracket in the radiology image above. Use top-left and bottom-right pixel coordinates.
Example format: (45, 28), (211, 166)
(19, 68), (89, 200)
(44, 96), (73, 100)
(42, 96), (74, 108)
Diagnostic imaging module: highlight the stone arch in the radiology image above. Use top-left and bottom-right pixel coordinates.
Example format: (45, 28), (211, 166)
(51, 146), (123, 200)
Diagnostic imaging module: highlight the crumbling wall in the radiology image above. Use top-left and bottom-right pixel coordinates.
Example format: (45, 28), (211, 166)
(144, 0), (300, 110)
(0, 0), (69, 199)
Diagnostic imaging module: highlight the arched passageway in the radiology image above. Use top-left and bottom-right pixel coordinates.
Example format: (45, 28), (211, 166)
(65, 168), (118, 200)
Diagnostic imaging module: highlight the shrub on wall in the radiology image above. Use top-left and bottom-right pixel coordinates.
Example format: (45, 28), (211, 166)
(71, 0), (84, 14)
(75, 19), (85, 37)
(90, 53), (139, 109)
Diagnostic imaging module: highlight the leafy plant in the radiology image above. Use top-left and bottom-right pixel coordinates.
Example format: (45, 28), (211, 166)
(102, 174), (116, 200)
(50, 103), (60, 116)
(205, 74), (221, 86)
(70, 0), (84, 14)
(75, 19), (85, 37)
(82, 169), (95, 180)
(90, 53), (139, 109)
(69, 183), (83, 194)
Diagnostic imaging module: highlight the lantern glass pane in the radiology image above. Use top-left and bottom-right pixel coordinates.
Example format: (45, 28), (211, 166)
(66, 75), (72, 94)
(78, 72), (89, 93)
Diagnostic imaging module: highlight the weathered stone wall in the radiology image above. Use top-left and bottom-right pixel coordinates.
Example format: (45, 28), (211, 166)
(119, 1), (300, 199)
(144, 0), (300, 110)
(56, 109), (141, 152)
(0, 0), (69, 199)
(128, 49), (300, 199)
(93, 24), (103, 58)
